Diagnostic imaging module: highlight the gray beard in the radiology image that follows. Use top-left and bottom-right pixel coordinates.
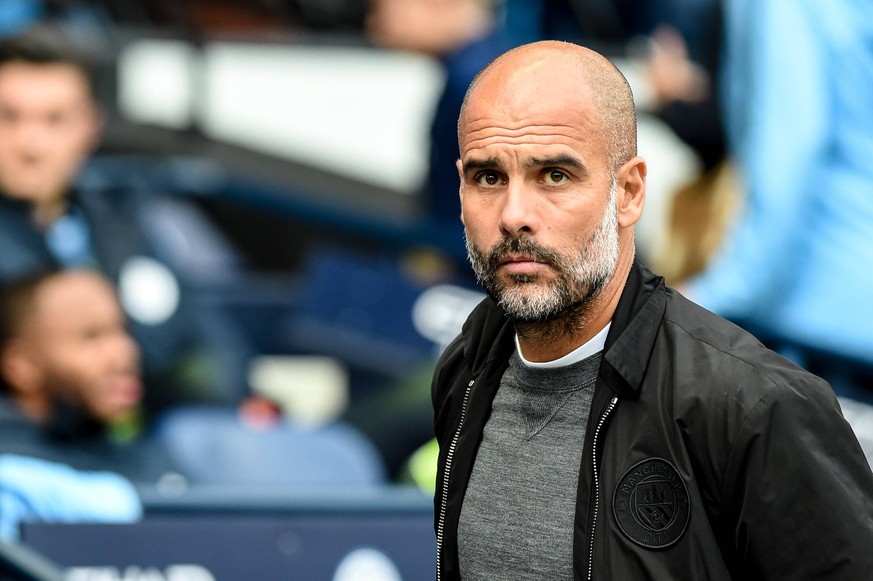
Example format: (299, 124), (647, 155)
(465, 178), (620, 340)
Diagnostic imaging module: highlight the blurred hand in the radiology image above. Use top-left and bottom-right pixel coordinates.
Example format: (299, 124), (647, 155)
(647, 26), (710, 107)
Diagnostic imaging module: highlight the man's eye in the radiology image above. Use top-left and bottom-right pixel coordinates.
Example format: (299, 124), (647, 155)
(544, 169), (568, 184)
(474, 171), (501, 186)
(80, 328), (102, 341)
(46, 112), (68, 126)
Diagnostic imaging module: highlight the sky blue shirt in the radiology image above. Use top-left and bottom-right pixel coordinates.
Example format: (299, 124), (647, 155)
(0, 455), (141, 542)
(688, 0), (873, 364)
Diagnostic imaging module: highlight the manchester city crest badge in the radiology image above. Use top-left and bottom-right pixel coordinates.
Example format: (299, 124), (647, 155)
(613, 457), (690, 549)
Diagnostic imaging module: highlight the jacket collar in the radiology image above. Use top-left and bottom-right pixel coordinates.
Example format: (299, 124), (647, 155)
(601, 259), (666, 399)
(462, 258), (666, 397)
(464, 295), (516, 378)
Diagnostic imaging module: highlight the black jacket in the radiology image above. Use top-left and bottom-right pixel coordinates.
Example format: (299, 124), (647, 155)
(432, 260), (873, 580)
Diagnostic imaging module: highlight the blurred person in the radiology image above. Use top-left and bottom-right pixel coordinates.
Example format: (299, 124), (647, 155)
(587, 0), (730, 274)
(0, 269), (158, 542)
(0, 25), (246, 415)
(432, 40), (873, 579)
(637, 4), (737, 284)
(683, 0), (873, 400)
(367, 0), (518, 263)
(1, 269), (141, 428)
(0, 268), (178, 484)
(642, 15), (724, 174)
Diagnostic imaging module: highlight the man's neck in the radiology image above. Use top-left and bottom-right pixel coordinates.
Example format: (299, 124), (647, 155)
(515, 304), (612, 362)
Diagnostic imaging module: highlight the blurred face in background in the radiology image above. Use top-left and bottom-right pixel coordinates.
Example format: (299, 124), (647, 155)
(367, 0), (494, 56)
(0, 61), (100, 207)
(10, 271), (142, 424)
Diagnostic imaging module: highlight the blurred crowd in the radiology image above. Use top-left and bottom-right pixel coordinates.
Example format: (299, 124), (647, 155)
(0, 0), (872, 551)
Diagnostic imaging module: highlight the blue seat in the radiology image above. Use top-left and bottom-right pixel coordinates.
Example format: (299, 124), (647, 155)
(279, 248), (436, 374)
(152, 407), (387, 489)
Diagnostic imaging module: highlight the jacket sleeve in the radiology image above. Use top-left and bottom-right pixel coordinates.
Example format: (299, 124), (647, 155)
(722, 374), (873, 579)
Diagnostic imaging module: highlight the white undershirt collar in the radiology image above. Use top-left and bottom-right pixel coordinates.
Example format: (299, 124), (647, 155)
(515, 322), (611, 369)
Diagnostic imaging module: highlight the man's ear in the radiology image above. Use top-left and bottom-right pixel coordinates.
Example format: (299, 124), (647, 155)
(1, 341), (42, 398)
(616, 156), (646, 228)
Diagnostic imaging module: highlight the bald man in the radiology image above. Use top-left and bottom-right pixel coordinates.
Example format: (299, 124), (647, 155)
(431, 41), (873, 580)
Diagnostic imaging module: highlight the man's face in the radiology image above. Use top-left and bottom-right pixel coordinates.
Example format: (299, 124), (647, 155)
(24, 272), (142, 424)
(466, 179), (619, 321)
(458, 56), (621, 322)
(0, 62), (99, 205)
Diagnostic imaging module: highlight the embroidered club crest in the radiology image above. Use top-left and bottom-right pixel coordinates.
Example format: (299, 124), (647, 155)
(613, 457), (690, 549)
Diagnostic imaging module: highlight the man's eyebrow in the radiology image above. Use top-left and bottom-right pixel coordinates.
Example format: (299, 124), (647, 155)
(460, 154), (588, 176)
(461, 157), (502, 174)
(526, 155), (586, 172)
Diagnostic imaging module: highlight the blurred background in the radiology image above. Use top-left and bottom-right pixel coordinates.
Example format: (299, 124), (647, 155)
(0, 0), (871, 579)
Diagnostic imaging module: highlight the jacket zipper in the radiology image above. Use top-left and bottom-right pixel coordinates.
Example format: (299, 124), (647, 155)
(436, 378), (475, 581)
(587, 395), (619, 581)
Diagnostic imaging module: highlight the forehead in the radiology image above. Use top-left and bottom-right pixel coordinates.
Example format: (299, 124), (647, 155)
(0, 61), (91, 103)
(31, 273), (119, 331)
(460, 55), (605, 164)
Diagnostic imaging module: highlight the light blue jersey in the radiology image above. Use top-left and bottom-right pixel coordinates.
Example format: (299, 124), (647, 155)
(689, 0), (873, 364)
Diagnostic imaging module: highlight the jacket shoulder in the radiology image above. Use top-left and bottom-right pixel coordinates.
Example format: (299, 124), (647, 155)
(661, 289), (829, 397)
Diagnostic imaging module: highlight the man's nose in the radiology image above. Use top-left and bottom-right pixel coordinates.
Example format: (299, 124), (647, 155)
(10, 121), (49, 154)
(108, 330), (141, 371)
(498, 181), (538, 237)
